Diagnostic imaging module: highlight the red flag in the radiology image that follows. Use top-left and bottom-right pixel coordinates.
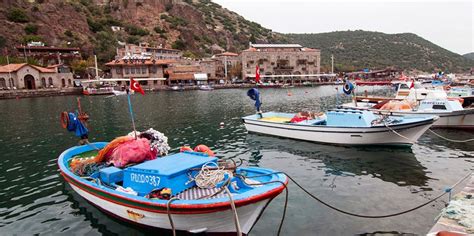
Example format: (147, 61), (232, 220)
(409, 79), (415, 89)
(130, 78), (145, 95)
(255, 65), (261, 84)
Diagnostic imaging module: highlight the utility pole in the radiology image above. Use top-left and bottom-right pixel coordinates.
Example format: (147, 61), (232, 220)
(94, 54), (99, 80)
(331, 54), (334, 74)
(224, 56), (228, 79)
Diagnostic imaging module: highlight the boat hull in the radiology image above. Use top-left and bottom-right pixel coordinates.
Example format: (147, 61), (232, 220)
(242, 118), (434, 145)
(68, 183), (268, 234)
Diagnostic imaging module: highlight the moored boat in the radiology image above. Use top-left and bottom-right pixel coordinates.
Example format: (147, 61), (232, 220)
(199, 84), (214, 91)
(242, 109), (438, 145)
(58, 142), (287, 234)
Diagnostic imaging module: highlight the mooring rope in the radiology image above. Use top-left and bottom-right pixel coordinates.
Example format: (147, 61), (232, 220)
(383, 120), (416, 144)
(224, 186), (242, 236)
(241, 171), (472, 220)
(428, 129), (474, 143)
(166, 197), (180, 236)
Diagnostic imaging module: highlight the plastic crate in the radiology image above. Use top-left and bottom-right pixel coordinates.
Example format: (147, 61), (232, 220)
(99, 166), (123, 185)
(123, 152), (217, 196)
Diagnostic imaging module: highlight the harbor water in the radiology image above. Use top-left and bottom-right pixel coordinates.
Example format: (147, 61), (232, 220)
(0, 86), (472, 235)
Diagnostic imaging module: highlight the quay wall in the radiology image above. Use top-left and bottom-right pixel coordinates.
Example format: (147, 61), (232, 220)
(0, 88), (82, 99)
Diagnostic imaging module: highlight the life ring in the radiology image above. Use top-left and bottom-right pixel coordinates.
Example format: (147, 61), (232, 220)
(60, 111), (69, 129)
(343, 81), (354, 95)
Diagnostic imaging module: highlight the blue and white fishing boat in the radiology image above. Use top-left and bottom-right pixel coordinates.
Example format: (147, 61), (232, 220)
(58, 143), (287, 235)
(242, 109), (438, 145)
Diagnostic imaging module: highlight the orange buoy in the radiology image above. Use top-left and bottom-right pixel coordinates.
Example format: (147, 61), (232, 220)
(194, 144), (215, 156)
(179, 146), (193, 152)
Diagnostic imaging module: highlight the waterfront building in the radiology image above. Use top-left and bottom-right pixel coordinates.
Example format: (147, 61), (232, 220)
(116, 43), (182, 60)
(0, 63), (74, 90)
(15, 43), (81, 66)
(164, 64), (209, 86)
(105, 58), (174, 88)
(240, 43), (321, 82)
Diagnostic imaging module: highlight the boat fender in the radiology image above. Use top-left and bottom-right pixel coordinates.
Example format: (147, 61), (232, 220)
(60, 111), (69, 129)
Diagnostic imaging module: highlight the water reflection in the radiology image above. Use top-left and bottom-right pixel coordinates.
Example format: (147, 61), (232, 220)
(245, 134), (431, 187)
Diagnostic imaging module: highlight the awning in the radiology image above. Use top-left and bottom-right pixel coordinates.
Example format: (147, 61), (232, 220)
(194, 73), (208, 81)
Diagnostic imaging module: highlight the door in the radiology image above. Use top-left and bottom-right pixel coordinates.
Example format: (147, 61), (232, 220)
(24, 74), (36, 89)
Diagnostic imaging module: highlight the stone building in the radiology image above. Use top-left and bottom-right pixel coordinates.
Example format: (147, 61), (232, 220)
(0, 63), (74, 90)
(105, 58), (175, 88)
(213, 52), (241, 80)
(241, 44), (321, 82)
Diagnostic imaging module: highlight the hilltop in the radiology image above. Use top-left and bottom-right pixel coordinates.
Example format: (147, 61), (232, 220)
(0, 0), (285, 64)
(287, 31), (473, 72)
(463, 52), (474, 61)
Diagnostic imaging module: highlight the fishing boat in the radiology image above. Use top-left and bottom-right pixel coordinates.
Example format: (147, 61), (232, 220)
(58, 142), (287, 234)
(242, 109), (438, 145)
(83, 86), (115, 95)
(170, 85), (184, 91)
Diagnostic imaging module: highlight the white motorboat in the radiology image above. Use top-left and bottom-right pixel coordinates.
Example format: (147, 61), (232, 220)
(242, 109), (438, 145)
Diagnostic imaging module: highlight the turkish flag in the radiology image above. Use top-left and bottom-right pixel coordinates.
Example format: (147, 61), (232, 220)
(409, 79), (415, 89)
(130, 78), (145, 95)
(255, 65), (261, 84)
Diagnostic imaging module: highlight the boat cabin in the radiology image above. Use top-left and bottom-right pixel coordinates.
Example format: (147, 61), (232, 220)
(418, 99), (464, 112)
(326, 109), (377, 127)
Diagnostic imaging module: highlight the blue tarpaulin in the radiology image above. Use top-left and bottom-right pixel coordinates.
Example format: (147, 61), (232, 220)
(247, 88), (261, 111)
(67, 112), (89, 138)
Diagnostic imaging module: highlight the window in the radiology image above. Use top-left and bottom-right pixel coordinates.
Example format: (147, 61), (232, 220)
(41, 77), (46, 87)
(150, 66), (157, 74)
(0, 78), (5, 88)
(68, 79), (72, 86)
(125, 67), (130, 74)
(141, 66), (147, 74)
(116, 67), (122, 74)
(61, 79), (66, 87)
(48, 77), (53, 86)
(433, 105), (447, 110)
(130, 67), (135, 74)
(153, 80), (158, 85)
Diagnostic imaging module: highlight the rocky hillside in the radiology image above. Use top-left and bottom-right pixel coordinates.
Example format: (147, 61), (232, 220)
(463, 52), (474, 61)
(287, 31), (474, 72)
(0, 0), (286, 64)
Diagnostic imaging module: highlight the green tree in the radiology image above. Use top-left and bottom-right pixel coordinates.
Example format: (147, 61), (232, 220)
(172, 39), (186, 50)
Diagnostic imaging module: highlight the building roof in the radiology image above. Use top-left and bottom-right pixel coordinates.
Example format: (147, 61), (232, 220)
(0, 63), (56, 73)
(105, 59), (176, 66)
(15, 45), (80, 52)
(250, 44), (303, 48)
(215, 52), (239, 57)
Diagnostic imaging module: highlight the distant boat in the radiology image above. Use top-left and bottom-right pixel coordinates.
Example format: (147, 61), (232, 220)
(198, 85), (214, 91)
(170, 85), (183, 91)
(242, 109), (437, 145)
(58, 143), (288, 234)
(83, 86), (115, 95)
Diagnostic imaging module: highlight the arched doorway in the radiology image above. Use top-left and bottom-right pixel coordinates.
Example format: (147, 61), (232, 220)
(61, 78), (65, 87)
(41, 77), (46, 88)
(0, 78), (6, 89)
(24, 74), (36, 89)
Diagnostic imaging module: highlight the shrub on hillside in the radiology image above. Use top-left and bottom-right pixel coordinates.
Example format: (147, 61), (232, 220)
(7, 8), (29, 23)
(24, 24), (39, 34)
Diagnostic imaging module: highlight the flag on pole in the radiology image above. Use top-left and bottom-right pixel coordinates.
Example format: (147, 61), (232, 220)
(255, 65), (261, 84)
(130, 78), (145, 95)
(409, 79), (415, 89)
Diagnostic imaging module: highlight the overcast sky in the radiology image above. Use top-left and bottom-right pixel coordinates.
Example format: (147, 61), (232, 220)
(212, 0), (473, 55)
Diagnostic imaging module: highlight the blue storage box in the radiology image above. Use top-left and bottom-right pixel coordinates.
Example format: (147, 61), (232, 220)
(99, 166), (123, 185)
(123, 152), (217, 196)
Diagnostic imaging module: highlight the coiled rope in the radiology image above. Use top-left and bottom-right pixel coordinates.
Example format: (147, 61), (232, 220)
(193, 162), (233, 189)
(428, 129), (474, 143)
